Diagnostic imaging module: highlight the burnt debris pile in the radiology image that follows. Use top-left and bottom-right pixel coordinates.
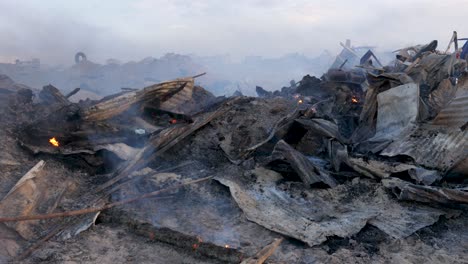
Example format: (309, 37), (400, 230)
(0, 37), (467, 263)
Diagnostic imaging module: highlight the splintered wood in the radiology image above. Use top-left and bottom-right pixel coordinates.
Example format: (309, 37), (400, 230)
(241, 238), (283, 264)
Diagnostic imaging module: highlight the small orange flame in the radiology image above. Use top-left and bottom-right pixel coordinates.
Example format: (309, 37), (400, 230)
(192, 236), (203, 250)
(351, 96), (359, 104)
(49, 137), (59, 147)
(298, 99), (303, 104)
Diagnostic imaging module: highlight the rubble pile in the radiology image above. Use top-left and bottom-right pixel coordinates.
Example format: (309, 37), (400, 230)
(0, 38), (467, 263)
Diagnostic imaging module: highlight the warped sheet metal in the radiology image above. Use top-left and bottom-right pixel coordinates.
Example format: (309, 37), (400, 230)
(82, 77), (193, 121)
(371, 83), (419, 140)
(295, 118), (348, 143)
(380, 125), (468, 172)
(217, 169), (456, 246)
(431, 88), (468, 127)
(158, 78), (194, 114)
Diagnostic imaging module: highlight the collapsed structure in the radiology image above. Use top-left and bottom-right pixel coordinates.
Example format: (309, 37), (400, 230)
(0, 36), (467, 263)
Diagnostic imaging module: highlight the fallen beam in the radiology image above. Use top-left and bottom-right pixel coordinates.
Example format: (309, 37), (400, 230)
(65, 88), (80, 99)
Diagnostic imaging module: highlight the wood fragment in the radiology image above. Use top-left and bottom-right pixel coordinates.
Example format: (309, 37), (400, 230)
(404, 57), (421, 73)
(383, 178), (468, 204)
(445, 31), (458, 53)
(192, 72), (207, 78)
(271, 140), (337, 187)
(65, 88), (80, 98)
(39, 85), (69, 105)
(241, 238), (283, 264)
(0, 176), (212, 223)
(3, 161), (45, 199)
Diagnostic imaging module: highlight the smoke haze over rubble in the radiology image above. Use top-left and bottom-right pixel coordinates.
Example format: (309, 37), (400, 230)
(1, 0), (467, 64)
(1, 0), (467, 95)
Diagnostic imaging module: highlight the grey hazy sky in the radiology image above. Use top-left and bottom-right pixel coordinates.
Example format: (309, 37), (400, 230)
(1, 0), (467, 64)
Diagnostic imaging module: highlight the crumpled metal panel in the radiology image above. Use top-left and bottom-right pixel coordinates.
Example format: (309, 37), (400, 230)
(432, 91), (468, 127)
(371, 83), (419, 140)
(380, 125), (468, 172)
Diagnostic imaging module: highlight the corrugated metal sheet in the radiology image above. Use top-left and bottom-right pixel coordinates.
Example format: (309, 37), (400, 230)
(83, 78), (194, 121)
(159, 77), (194, 114)
(381, 125), (467, 172)
(432, 91), (468, 127)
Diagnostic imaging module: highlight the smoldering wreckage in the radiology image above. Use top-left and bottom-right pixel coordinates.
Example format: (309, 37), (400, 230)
(0, 35), (467, 264)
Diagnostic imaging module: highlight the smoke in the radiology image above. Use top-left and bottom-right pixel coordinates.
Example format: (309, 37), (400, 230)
(1, 0), (468, 96)
(2, 0), (468, 65)
(0, 1), (133, 65)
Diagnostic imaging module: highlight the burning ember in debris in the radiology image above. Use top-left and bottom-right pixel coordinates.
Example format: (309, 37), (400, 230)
(298, 99), (303, 104)
(351, 96), (359, 104)
(170, 119), (177, 124)
(192, 236), (203, 250)
(48, 137), (59, 147)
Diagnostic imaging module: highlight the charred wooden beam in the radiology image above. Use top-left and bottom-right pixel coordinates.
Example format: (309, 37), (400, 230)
(39, 85), (69, 105)
(65, 88), (81, 99)
(103, 209), (243, 264)
(383, 178), (468, 204)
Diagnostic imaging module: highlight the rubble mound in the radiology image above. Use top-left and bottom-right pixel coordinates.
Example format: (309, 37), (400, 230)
(0, 38), (467, 263)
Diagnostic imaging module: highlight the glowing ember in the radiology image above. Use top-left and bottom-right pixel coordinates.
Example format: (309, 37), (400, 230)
(298, 99), (303, 104)
(170, 119), (177, 124)
(351, 96), (359, 104)
(224, 245), (230, 249)
(192, 236), (203, 250)
(49, 137), (59, 147)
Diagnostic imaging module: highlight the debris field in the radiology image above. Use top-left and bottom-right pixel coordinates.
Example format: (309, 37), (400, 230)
(0, 37), (467, 263)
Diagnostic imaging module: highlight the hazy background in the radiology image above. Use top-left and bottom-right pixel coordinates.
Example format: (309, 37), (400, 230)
(1, 0), (466, 95)
(2, 0), (467, 64)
